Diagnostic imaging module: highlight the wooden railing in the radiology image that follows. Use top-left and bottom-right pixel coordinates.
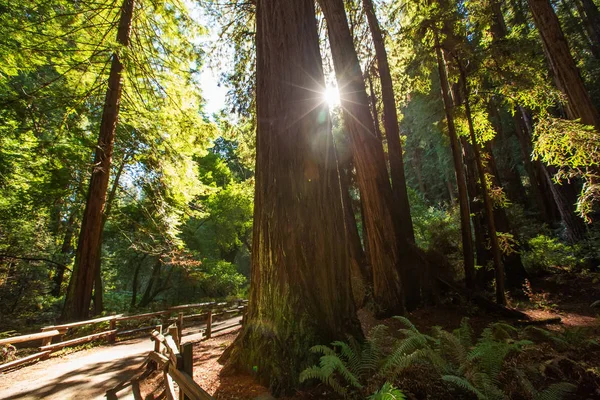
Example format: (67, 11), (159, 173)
(147, 325), (213, 400)
(0, 300), (247, 373)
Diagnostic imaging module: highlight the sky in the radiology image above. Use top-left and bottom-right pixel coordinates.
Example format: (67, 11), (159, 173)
(198, 67), (228, 116)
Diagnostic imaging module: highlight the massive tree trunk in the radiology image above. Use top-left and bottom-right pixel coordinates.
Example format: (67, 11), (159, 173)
(529, 0), (600, 128)
(224, 0), (362, 393)
(62, 0), (135, 321)
(319, 0), (421, 312)
(362, 0), (415, 242)
(435, 39), (476, 290)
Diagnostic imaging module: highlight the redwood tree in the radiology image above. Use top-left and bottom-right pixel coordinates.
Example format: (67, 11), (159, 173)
(62, 0), (135, 320)
(434, 38), (476, 290)
(529, 0), (600, 129)
(319, 0), (422, 312)
(225, 0), (361, 392)
(362, 0), (415, 242)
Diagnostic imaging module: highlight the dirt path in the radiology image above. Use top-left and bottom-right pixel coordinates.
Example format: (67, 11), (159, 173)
(0, 316), (242, 400)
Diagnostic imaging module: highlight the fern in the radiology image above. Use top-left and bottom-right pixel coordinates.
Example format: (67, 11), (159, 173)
(535, 382), (577, 400)
(368, 382), (406, 400)
(442, 375), (487, 399)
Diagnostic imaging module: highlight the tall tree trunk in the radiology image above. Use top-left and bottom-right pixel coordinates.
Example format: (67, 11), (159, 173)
(138, 259), (161, 308)
(484, 143), (530, 289)
(513, 110), (558, 223)
(529, 0), (600, 128)
(366, 68), (384, 141)
(459, 64), (507, 305)
(130, 255), (146, 308)
(319, 0), (421, 312)
(362, 0), (415, 242)
(340, 161), (370, 308)
(93, 152), (129, 315)
(519, 108), (588, 241)
(462, 138), (492, 272)
(52, 207), (77, 297)
(492, 1), (587, 237)
(573, 0), (600, 58)
(435, 39), (476, 290)
(62, 0), (135, 321)
(224, 0), (362, 392)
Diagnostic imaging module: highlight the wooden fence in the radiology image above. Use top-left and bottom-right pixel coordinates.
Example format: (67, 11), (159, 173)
(0, 300), (247, 373)
(148, 325), (213, 400)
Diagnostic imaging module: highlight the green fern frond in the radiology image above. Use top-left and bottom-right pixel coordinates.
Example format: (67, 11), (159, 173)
(535, 382), (577, 400)
(489, 322), (519, 341)
(309, 345), (336, 356)
(368, 382), (407, 400)
(393, 316), (420, 333)
(523, 326), (570, 350)
(442, 375), (488, 400)
(436, 327), (468, 366)
(456, 317), (474, 349)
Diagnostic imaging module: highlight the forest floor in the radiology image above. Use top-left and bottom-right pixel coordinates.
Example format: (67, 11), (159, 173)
(138, 270), (600, 400)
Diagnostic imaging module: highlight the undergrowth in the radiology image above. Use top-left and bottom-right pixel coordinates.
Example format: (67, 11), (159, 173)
(300, 317), (599, 399)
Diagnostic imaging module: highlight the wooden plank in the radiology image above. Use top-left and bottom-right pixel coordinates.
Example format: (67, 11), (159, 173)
(181, 343), (194, 400)
(148, 351), (170, 368)
(169, 367), (214, 400)
(0, 351), (51, 372)
(40, 329), (117, 352)
(164, 335), (182, 370)
(117, 325), (157, 337)
(164, 368), (177, 400)
(116, 310), (170, 322)
(167, 302), (215, 312)
(0, 330), (60, 346)
(151, 330), (166, 344)
(41, 315), (121, 332)
(169, 325), (180, 348)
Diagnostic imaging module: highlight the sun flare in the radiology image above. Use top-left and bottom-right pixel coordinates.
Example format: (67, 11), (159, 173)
(323, 85), (340, 107)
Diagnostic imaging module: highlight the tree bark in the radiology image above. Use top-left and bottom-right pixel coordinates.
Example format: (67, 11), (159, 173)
(319, 0), (421, 313)
(340, 161), (370, 308)
(224, 0), (362, 393)
(435, 39), (476, 290)
(62, 0), (135, 321)
(529, 0), (600, 128)
(93, 152), (129, 315)
(362, 0), (415, 242)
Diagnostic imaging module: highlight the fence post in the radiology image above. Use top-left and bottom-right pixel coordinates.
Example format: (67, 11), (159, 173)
(109, 314), (117, 344)
(180, 342), (193, 400)
(206, 309), (212, 339)
(168, 324), (180, 349)
(177, 312), (184, 345)
(154, 324), (162, 353)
